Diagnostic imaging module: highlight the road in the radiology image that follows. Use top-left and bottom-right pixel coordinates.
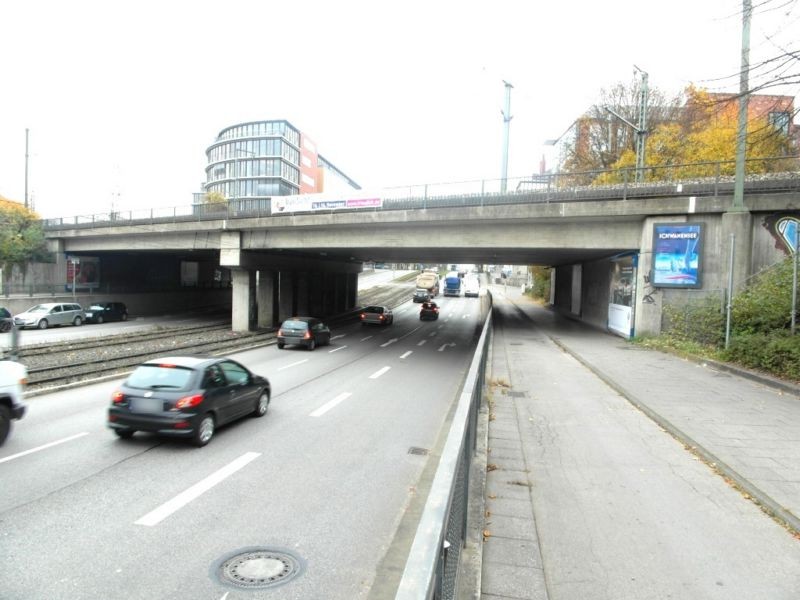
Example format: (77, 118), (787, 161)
(0, 293), (484, 599)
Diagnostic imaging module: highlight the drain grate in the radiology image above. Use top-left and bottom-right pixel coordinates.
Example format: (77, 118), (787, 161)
(217, 548), (303, 589)
(408, 446), (429, 455)
(507, 391), (526, 398)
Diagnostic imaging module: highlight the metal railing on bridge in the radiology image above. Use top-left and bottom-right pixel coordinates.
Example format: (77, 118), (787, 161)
(42, 156), (800, 230)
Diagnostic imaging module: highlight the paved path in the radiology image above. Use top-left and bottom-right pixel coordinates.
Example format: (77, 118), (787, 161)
(478, 285), (800, 600)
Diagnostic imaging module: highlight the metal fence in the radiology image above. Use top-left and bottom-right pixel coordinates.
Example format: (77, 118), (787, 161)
(41, 156), (800, 231)
(395, 305), (492, 600)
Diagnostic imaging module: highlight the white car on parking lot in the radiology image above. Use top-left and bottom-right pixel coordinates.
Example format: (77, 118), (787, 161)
(13, 302), (86, 329)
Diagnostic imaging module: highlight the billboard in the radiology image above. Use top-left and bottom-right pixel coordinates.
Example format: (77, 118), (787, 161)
(272, 194), (382, 214)
(651, 223), (703, 288)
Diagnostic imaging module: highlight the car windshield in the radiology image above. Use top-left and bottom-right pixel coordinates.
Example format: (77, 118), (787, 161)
(88, 304), (107, 310)
(27, 305), (50, 313)
(126, 364), (194, 390)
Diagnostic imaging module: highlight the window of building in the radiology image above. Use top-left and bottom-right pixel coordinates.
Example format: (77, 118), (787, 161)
(769, 111), (791, 136)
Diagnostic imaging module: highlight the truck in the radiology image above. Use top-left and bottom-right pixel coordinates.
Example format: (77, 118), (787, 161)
(415, 270), (440, 297)
(443, 271), (461, 297)
(0, 359), (28, 446)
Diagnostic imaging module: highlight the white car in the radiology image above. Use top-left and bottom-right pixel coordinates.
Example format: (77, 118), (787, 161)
(464, 279), (480, 298)
(0, 359), (28, 445)
(13, 302), (86, 329)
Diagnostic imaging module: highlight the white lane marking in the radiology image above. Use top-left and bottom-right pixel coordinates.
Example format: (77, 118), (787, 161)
(369, 366), (391, 379)
(361, 335), (373, 341)
(331, 334), (346, 340)
(438, 343), (456, 352)
(278, 359), (308, 371)
(417, 340), (427, 346)
(135, 452), (261, 527)
(438, 344), (449, 352)
(380, 338), (398, 347)
(310, 392), (352, 417)
(329, 345), (347, 353)
(462, 314), (468, 319)
(0, 432), (89, 465)
(219, 593), (229, 600)
(429, 332), (437, 337)
(400, 351), (413, 359)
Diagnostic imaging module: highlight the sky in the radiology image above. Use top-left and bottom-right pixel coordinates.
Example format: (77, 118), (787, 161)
(1, 0), (798, 218)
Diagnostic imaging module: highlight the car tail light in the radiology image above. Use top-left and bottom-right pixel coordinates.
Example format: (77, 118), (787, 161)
(174, 394), (204, 409)
(303, 331), (312, 340)
(379, 314), (385, 320)
(277, 328), (284, 336)
(360, 313), (366, 319)
(158, 363), (176, 368)
(112, 390), (125, 404)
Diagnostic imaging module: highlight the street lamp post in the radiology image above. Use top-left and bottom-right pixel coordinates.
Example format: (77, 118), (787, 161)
(231, 147), (257, 201)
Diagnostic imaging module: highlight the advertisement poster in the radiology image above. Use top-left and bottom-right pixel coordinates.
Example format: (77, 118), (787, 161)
(272, 195), (382, 214)
(66, 256), (100, 290)
(652, 223), (703, 288)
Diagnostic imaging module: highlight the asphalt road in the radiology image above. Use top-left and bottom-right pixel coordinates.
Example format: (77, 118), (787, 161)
(0, 294), (484, 600)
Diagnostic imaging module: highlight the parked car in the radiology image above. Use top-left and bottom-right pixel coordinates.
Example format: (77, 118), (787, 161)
(413, 289), (430, 303)
(84, 302), (128, 324)
(0, 359), (28, 446)
(13, 303), (85, 329)
(107, 356), (270, 447)
(0, 308), (12, 333)
(277, 317), (331, 350)
(360, 305), (394, 326)
(419, 301), (440, 320)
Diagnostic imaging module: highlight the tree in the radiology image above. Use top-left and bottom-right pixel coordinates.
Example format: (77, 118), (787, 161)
(0, 196), (50, 281)
(560, 79), (684, 175)
(597, 86), (794, 182)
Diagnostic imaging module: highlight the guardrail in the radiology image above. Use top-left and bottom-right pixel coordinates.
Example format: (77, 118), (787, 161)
(395, 301), (492, 599)
(41, 156), (800, 231)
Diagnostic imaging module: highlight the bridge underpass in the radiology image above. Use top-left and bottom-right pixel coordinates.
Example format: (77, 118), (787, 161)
(43, 176), (800, 338)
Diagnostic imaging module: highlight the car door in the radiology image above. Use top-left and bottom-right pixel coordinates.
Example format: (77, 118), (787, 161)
(219, 360), (258, 418)
(202, 364), (236, 424)
(315, 321), (331, 345)
(49, 305), (66, 326)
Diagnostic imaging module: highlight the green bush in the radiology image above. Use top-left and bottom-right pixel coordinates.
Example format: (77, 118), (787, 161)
(723, 331), (800, 380)
(662, 296), (725, 347)
(731, 258), (795, 335)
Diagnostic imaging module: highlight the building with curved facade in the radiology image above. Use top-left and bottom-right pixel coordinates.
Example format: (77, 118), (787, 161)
(203, 120), (360, 202)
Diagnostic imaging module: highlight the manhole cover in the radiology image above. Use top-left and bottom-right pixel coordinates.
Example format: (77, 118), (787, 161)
(217, 548), (303, 589)
(408, 446), (429, 455)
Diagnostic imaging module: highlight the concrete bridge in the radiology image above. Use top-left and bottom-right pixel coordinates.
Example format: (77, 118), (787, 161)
(42, 170), (800, 336)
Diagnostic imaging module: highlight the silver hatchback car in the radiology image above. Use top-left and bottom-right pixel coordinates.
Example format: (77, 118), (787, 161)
(14, 302), (86, 329)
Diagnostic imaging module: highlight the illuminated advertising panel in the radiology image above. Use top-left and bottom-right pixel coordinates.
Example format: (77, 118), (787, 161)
(651, 223), (703, 288)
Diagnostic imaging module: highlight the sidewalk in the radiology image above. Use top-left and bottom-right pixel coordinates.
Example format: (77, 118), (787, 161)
(478, 285), (800, 599)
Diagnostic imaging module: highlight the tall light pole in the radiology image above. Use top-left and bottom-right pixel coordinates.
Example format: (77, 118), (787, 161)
(733, 0), (752, 210)
(24, 128), (29, 209)
(604, 66), (649, 182)
(501, 81), (513, 193)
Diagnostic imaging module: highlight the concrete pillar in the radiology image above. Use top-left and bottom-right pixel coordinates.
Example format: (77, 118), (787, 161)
(722, 210), (753, 295)
(231, 269), (256, 332)
(278, 271), (295, 321)
(257, 270), (276, 328)
(346, 272), (358, 309)
(296, 272), (310, 316)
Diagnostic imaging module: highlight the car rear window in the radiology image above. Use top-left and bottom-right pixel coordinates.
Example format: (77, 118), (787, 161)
(281, 320), (309, 330)
(364, 306), (383, 313)
(127, 364), (194, 389)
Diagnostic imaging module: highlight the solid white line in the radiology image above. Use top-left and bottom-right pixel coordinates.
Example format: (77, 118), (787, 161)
(329, 345), (347, 353)
(310, 392), (352, 417)
(438, 344), (448, 352)
(429, 332), (437, 337)
(331, 334), (346, 340)
(417, 340), (427, 346)
(380, 338), (398, 347)
(400, 351), (413, 359)
(278, 359), (308, 371)
(0, 432), (89, 465)
(135, 452), (261, 527)
(369, 366), (391, 379)
(361, 335), (373, 341)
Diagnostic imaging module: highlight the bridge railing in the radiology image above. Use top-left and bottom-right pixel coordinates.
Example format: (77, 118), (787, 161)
(41, 156), (800, 230)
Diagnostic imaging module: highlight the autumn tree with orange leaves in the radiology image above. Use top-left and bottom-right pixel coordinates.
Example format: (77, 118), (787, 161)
(0, 196), (50, 281)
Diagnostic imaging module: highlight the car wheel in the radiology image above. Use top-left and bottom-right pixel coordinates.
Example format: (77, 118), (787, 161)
(253, 391), (270, 417)
(0, 322), (10, 333)
(73, 316), (83, 327)
(277, 342), (285, 349)
(37, 319), (48, 330)
(193, 414), (215, 447)
(0, 405), (11, 446)
(96, 315), (104, 324)
(114, 429), (135, 440)
(308, 339), (316, 351)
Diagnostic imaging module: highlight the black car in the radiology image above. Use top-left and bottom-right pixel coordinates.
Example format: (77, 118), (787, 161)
(84, 302), (128, 324)
(0, 308), (12, 333)
(419, 301), (439, 320)
(107, 356), (270, 447)
(413, 289), (430, 303)
(277, 317), (331, 350)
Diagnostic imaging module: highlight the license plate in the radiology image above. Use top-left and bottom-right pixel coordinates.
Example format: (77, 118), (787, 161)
(131, 398), (163, 413)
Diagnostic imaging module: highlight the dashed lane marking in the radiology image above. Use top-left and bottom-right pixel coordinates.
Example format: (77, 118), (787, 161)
(369, 366), (391, 379)
(0, 432), (89, 465)
(278, 359), (309, 371)
(310, 392), (352, 417)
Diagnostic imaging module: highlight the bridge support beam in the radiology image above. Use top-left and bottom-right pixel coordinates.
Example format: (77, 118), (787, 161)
(231, 269), (256, 332)
(722, 210), (753, 295)
(278, 271), (295, 321)
(257, 270), (277, 328)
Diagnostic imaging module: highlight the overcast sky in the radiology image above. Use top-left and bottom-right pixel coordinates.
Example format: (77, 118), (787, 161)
(1, 0), (797, 218)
